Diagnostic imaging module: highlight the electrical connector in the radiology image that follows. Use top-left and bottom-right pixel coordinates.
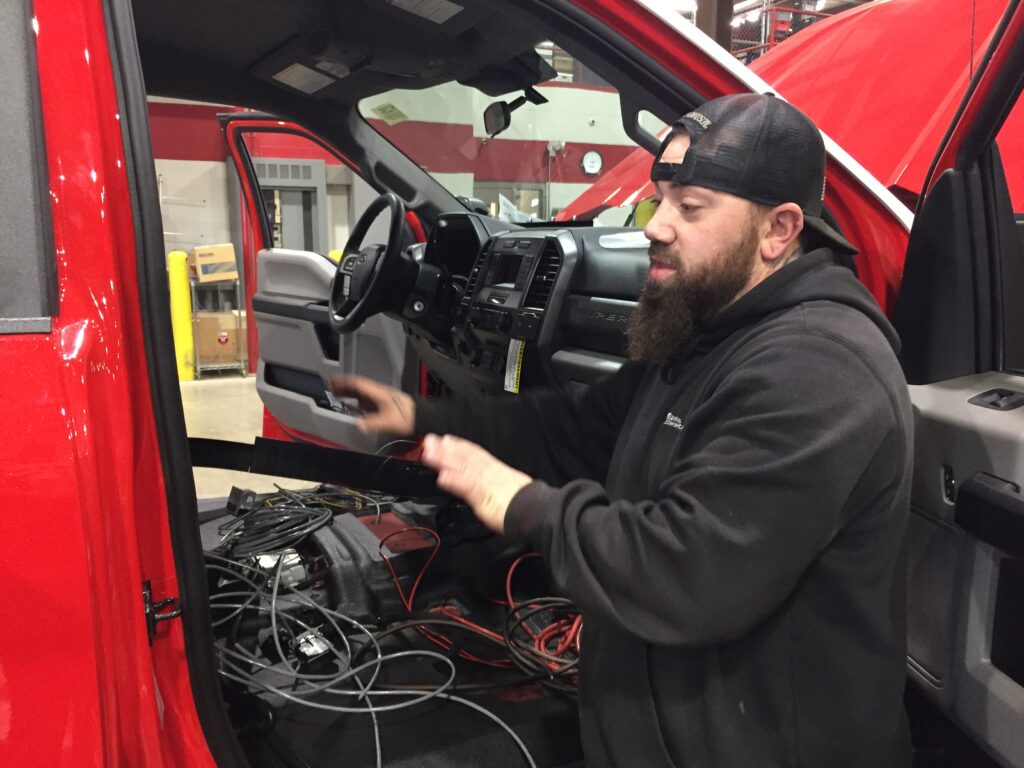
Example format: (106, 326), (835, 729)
(291, 627), (333, 671)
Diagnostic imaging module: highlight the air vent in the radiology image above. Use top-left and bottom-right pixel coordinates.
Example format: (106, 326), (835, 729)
(523, 240), (561, 310)
(459, 251), (486, 310)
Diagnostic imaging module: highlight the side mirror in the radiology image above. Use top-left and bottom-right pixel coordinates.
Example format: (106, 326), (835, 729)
(484, 102), (511, 137)
(456, 195), (490, 215)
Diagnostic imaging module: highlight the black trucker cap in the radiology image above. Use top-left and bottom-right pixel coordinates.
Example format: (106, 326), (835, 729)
(651, 93), (857, 256)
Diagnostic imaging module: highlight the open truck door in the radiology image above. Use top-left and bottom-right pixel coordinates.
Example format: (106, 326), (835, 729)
(222, 114), (416, 452)
(895, 3), (1024, 765)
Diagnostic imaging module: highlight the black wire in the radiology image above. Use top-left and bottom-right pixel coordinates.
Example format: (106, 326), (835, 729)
(353, 618), (553, 693)
(208, 528), (580, 698)
(217, 504), (332, 557)
(502, 599), (580, 693)
(347, 616), (508, 673)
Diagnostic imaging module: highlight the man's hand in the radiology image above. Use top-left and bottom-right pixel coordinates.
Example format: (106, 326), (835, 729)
(421, 434), (532, 533)
(329, 374), (415, 435)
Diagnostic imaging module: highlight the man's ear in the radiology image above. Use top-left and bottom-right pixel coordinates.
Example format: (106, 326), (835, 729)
(759, 203), (803, 263)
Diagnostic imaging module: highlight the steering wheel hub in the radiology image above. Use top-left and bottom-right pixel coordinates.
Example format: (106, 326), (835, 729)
(329, 193), (407, 332)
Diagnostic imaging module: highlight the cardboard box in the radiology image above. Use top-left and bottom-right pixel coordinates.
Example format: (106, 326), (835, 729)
(189, 243), (239, 283)
(195, 311), (245, 366)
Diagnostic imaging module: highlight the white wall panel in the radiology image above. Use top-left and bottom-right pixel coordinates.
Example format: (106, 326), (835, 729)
(156, 158), (232, 253)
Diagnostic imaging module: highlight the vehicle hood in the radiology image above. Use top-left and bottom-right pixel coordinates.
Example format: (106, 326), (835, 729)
(751, 0), (1017, 207)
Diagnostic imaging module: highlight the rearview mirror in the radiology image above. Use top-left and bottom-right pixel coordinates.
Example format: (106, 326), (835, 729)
(483, 86), (548, 138)
(484, 102), (511, 137)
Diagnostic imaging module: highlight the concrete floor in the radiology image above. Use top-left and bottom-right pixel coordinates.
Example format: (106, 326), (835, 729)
(179, 375), (314, 498)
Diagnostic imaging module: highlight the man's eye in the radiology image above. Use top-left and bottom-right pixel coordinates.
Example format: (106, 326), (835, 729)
(680, 203), (698, 214)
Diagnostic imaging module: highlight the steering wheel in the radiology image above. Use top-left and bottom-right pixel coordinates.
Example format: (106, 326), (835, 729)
(328, 192), (406, 332)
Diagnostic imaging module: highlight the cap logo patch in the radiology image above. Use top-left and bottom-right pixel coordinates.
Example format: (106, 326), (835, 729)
(684, 110), (712, 130)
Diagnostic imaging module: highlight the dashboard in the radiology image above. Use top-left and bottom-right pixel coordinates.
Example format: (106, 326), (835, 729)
(406, 213), (650, 395)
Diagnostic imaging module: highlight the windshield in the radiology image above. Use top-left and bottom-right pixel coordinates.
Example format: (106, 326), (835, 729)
(359, 42), (665, 226)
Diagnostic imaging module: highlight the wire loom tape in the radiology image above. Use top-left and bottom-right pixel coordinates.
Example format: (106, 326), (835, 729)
(188, 437), (439, 496)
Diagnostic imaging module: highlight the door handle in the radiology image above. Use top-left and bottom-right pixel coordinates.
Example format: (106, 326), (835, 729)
(955, 472), (1024, 558)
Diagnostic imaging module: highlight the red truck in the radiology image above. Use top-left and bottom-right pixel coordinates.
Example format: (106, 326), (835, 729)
(1, 0), (1022, 766)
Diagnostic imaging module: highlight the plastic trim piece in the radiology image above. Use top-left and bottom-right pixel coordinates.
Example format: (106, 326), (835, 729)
(189, 437), (439, 497)
(968, 388), (1024, 412)
(0, 317), (51, 334)
(955, 472), (1024, 559)
(0, 0), (57, 329)
(252, 294), (328, 325)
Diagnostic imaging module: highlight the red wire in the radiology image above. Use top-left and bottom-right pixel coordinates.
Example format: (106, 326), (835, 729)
(378, 526), (441, 613)
(378, 531), (512, 667)
(505, 552), (583, 673)
(380, 539), (582, 674)
(505, 553), (542, 605)
(415, 613), (511, 667)
(432, 604), (506, 643)
(506, 553), (543, 640)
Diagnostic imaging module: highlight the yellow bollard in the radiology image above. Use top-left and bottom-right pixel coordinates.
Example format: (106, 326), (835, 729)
(327, 249), (343, 263)
(167, 251), (196, 381)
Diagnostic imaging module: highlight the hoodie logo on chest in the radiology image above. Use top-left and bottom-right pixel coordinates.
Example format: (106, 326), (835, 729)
(663, 412), (684, 430)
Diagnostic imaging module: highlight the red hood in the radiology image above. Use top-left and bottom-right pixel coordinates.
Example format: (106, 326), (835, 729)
(557, 0), (1017, 221)
(752, 0), (1015, 207)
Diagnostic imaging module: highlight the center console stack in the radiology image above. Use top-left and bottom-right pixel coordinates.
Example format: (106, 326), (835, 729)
(450, 231), (575, 391)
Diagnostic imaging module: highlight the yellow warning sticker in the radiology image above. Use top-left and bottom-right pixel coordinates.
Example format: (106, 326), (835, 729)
(504, 339), (525, 394)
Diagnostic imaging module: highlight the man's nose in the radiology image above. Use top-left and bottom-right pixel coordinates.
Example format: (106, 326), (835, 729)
(643, 200), (673, 244)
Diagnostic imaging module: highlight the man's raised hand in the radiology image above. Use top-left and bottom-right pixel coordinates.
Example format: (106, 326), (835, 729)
(329, 375), (416, 435)
(421, 433), (532, 533)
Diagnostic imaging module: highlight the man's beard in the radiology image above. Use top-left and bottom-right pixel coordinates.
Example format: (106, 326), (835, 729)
(627, 223), (759, 363)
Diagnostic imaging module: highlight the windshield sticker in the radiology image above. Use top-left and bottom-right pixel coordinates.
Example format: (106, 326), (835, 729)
(370, 103), (410, 126)
(386, 0), (463, 24)
(272, 63), (334, 95)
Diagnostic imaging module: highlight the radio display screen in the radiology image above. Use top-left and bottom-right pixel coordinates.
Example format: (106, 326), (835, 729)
(486, 252), (525, 287)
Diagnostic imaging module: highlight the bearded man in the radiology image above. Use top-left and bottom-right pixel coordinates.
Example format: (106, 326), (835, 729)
(333, 94), (913, 768)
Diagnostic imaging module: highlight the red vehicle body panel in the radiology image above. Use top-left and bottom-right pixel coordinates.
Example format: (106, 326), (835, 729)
(4, 0), (1016, 765)
(0, 0), (215, 765)
(752, 0), (1020, 209)
(921, 2), (1024, 199)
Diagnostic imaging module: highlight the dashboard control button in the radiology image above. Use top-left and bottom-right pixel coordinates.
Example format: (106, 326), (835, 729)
(512, 312), (539, 341)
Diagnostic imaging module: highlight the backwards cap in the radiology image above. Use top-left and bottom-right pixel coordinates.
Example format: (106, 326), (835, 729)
(651, 93), (857, 256)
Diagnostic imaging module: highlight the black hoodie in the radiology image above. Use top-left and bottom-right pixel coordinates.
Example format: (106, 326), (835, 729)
(416, 250), (913, 767)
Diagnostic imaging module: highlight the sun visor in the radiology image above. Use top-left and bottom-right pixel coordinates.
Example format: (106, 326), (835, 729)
(458, 50), (557, 97)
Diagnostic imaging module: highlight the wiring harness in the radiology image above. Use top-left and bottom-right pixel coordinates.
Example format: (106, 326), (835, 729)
(206, 485), (581, 768)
